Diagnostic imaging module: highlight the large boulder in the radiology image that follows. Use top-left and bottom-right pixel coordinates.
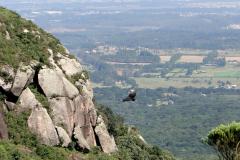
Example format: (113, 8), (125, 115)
(86, 98), (97, 127)
(38, 68), (79, 99)
(84, 80), (94, 99)
(49, 97), (75, 136)
(17, 87), (40, 112)
(0, 111), (8, 139)
(73, 96), (97, 148)
(73, 96), (90, 127)
(0, 78), (12, 91)
(28, 106), (59, 146)
(55, 53), (82, 77)
(56, 126), (71, 147)
(75, 80), (93, 100)
(73, 125), (91, 150)
(95, 115), (118, 154)
(4, 100), (15, 111)
(0, 65), (15, 91)
(11, 65), (35, 96)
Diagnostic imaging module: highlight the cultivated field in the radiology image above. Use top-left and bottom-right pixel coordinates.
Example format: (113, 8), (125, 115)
(178, 55), (205, 63)
(160, 55), (171, 63)
(134, 64), (240, 89)
(225, 56), (240, 62)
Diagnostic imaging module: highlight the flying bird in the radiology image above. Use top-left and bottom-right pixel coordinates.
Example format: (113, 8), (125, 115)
(122, 89), (136, 102)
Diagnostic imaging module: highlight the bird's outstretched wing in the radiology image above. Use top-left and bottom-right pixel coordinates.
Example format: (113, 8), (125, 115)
(122, 89), (136, 102)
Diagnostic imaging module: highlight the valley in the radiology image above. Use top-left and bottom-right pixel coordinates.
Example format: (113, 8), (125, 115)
(1, 0), (240, 159)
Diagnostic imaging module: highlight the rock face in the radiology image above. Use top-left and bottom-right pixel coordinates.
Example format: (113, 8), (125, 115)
(0, 111), (8, 139)
(95, 116), (118, 153)
(56, 53), (83, 77)
(11, 65), (35, 96)
(38, 68), (79, 98)
(74, 125), (91, 150)
(56, 126), (71, 147)
(0, 7), (118, 155)
(28, 106), (60, 146)
(0, 35), (117, 153)
(49, 97), (75, 136)
(0, 65), (15, 91)
(18, 87), (40, 112)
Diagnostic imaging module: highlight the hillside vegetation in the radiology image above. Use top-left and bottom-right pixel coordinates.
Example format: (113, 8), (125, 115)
(0, 7), (66, 68)
(0, 105), (175, 160)
(0, 7), (175, 160)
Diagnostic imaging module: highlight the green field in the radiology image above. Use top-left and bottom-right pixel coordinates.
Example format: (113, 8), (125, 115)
(134, 64), (240, 89)
(214, 71), (240, 78)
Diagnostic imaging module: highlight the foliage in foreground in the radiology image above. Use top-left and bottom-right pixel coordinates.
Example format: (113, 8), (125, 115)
(206, 121), (240, 160)
(4, 111), (38, 148)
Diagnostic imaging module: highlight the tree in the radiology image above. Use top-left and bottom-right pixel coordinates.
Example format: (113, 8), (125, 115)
(206, 122), (240, 160)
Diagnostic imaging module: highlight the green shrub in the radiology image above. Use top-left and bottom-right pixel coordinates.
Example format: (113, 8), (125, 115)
(4, 111), (39, 148)
(35, 145), (69, 160)
(0, 141), (42, 160)
(96, 104), (127, 137)
(115, 135), (175, 160)
(0, 7), (70, 69)
(70, 70), (90, 84)
(206, 121), (240, 160)
(0, 145), (9, 160)
(28, 84), (51, 113)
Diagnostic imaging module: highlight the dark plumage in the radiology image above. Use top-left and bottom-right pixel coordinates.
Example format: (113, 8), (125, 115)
(122, 89), (136, 102)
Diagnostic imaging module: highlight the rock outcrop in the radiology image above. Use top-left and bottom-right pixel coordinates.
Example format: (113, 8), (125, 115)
(17, 87), (40, 112)
(28, 106), (60, 146)
(0, 8), (117, 152)
(95, 115), (118, 153)
(55, 53), (83, 77)
(38, 68), (79, 98)
(11, 64), (35, 97)
(0, 111), (8, 139)
(56, 126), (71, 147)
(0, 65), (15, 92)
(0, 47), (117, 153)
(49, 97), (75, 136)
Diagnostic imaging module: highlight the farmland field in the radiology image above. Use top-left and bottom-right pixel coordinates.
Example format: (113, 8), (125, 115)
(134, 64), (240, 88)
(225, 56), (240, 62)
(160, 55), (171, 63)
(178, 55), (205, 63)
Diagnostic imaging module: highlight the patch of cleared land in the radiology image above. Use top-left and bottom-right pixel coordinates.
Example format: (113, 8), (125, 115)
(92, 82), (110, 88)
(225, 56), (240, 62)
(160, 55), (171, 63)
(166, 68), (187, 77)
(192, 65), (240, 78)
(134, 65), (240, 89)
(134, 77), (240, 89)
(134, 77), (210, 89)
(106, 61), (151, 65)
(178, 55), (205, 63)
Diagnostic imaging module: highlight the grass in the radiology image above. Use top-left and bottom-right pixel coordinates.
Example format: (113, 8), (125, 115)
(134, 77), (240, 89)
(4, 111), (39, 148)
(134, 64), (240, 89)
(134, 77), (211, 89)
(214, 71), (240, 78)
(0, 7), (68, 69)
(28, 84), (51, 113)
